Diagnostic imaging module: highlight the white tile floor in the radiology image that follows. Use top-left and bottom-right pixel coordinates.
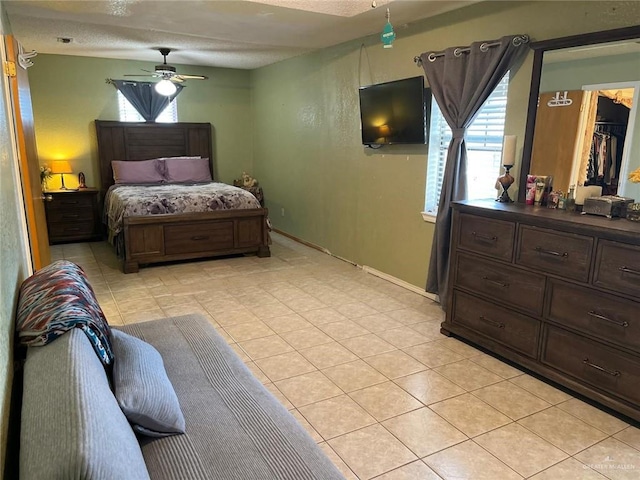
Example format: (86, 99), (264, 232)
(52, 233), (640, 479)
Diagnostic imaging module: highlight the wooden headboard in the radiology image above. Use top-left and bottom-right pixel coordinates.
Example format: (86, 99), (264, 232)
(95, 120), (213, 197)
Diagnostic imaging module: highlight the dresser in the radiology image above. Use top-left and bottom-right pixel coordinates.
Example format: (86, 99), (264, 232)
(45, 189), (101, 244)
(443, 200), (640, 422)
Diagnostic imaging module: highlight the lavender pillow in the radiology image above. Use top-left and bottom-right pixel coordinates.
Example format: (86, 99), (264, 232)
(112, 159), (165, 184)
(164, 157), (212, 183)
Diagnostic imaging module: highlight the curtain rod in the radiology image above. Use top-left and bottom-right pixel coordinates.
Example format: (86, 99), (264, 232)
(414, 34), (529, 66)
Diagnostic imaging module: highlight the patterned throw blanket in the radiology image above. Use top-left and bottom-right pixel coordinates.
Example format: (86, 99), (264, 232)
(104, 182), (262, 242)
(16, 260), (114, 366)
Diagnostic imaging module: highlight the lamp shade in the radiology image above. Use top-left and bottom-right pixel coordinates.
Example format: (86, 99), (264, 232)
(155, 79), (177, 96)
(51, 160), (72, 174)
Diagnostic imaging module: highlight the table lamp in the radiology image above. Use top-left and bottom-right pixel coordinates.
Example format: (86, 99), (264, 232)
(51, 160), (73, 190)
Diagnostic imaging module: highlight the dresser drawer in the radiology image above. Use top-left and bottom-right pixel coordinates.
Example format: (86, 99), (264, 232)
(594, 241), (640, 297)
(516, 225), (593, 282)
(542, 325), (640, 406)
(547, 279), (640, 354)
(47, 222), (95, 239)
(46, 209), (95, 224)
(451, 290), (540, 358)
(165, 221), (234, 255)
(457, 213), (515, 261)
(455, 252), (545, 316)
(48, 194), (95, 210)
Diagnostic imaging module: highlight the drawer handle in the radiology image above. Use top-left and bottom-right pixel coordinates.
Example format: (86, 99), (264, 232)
(582, 358), (621, 377)
(191, 235), (210, 241)
(471, 232), (497, 243)
(481, 276), (509, 288)
(587, 311), (629, 328)
(479, 315), (504, 329)
(618, 266), (640, 276)
(534, 246), (568, 258)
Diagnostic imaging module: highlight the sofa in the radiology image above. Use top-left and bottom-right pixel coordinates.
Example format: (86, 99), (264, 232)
(16, 261), (344, 479)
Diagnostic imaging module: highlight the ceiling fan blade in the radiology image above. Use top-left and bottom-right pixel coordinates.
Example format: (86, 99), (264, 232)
(176, 74), (208, 80)
(170, 77), (184, 83)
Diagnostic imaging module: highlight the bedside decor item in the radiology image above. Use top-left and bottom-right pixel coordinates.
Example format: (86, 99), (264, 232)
(233, 172), (263, 206)
(39, 164), (52, 191)
(234, 172), (258, 189)
(78, 172), (87, 189)
(51, 160), (73, 190)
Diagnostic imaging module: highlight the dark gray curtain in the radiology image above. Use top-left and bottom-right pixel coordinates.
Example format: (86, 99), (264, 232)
(111, 80), (183, 122)
(420, 35), (528, 309)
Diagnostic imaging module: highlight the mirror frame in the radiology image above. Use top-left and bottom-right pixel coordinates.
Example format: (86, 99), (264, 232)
(517, 25), (640, 203)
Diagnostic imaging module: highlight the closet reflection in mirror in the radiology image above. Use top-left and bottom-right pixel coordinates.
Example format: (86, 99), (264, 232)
(529, 39), (640, 200)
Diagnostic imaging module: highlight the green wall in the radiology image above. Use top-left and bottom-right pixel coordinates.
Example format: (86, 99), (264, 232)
(0, 3), (33, 472)
(251, 0), (640, 288)
(28, 55), (254, 189)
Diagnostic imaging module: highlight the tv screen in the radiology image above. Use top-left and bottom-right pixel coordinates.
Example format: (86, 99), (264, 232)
(359, 76), (430, 146)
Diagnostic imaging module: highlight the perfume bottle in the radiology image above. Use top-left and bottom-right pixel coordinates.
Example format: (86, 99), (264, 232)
(557, 191), (566, 210)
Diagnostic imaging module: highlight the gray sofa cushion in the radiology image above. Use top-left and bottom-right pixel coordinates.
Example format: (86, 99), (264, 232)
(20, 329), (150, 480)
(120, 314), (345, 480)
(111, 329), (186, 437)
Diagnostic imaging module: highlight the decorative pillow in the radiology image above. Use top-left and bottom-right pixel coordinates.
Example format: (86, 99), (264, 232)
(16, 260), (114, 366)
(164, 157), (212, 183)
(111, 329), (186, 437)
(112, 159), (166, 184)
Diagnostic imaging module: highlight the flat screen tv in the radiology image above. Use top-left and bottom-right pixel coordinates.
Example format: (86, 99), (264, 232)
(359, 76), (430, 146)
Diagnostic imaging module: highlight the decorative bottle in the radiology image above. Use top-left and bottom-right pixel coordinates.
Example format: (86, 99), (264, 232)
(566, 185), (576, 212)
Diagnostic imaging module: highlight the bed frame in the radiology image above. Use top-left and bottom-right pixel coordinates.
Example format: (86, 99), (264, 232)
(95, 120), (270, 273)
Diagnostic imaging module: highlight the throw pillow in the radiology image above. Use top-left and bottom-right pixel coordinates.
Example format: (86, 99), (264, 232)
(111, 329), (186, 437)
(112, 159), (165, 184)
(164, 157), (212, 183)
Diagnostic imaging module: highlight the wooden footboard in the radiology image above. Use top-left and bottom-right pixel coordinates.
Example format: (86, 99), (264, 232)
(123, 208), (270, 273)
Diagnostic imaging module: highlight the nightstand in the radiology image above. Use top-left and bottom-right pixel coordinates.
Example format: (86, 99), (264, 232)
(45, 188), (101, 244)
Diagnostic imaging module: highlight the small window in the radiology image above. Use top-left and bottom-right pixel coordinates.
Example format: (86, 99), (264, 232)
(117, 91), (178, 123)
(424, 72), (510, 214)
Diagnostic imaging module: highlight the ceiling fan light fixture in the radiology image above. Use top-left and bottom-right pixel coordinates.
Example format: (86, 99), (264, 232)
(155, 78), (177, 96)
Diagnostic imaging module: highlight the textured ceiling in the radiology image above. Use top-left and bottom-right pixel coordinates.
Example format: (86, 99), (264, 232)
(5, 0), (479, 69)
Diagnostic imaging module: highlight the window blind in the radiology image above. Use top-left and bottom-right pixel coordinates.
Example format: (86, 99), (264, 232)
(424, 72), (510, 213)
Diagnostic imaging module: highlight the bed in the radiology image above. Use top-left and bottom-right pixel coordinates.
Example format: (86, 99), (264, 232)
(95, 120), (270, 273)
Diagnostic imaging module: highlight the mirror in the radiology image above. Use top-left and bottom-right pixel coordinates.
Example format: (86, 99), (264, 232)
(518, 26), (640, 204)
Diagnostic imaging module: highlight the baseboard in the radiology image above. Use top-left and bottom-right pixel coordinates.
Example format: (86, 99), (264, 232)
(362, 265), (439, 302)
(272, 228), (332, 255)
(272, 228), (438, 302)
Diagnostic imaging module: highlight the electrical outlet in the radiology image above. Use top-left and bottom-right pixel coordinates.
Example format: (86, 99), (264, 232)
(281, 208), (285, 217)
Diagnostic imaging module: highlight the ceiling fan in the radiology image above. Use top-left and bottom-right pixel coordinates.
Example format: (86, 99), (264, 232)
(125, 48), (208, 95)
